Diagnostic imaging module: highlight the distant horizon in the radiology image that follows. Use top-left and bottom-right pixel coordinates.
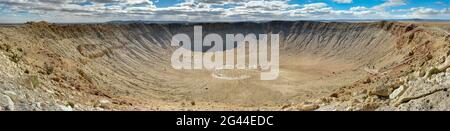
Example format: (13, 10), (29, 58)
(1, 18), (450, 24)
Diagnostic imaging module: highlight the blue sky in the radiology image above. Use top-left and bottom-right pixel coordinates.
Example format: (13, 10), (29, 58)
(153, 0), (449, 10)
(0, 0), (449, 23)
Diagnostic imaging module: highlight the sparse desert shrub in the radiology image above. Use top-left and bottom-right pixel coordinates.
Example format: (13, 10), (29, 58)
(9, 53), (21, 63)
(29, 75), (40, 88)
(44, 62), (54, 75)
(77, 68), (92, 83)
(0, 44), (11, 51)
(408, 51), (414, 56)
(425, 67), (440, 78)
(17, 48), (23, 52)
(426, 54), (433, 60)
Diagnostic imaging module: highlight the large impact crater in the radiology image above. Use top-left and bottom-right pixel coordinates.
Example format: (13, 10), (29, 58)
(1, 21), (449, 110)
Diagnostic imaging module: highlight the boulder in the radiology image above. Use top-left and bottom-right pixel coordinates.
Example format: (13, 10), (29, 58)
(389, 85), (407, 99)
(0, 94), (15, 111)
(370, 84), (391, 97)
(56, 104), (73, 111)
(99, 99), (111, 104)
(297, 102), (319, 111)
(416, 69), (426, 77)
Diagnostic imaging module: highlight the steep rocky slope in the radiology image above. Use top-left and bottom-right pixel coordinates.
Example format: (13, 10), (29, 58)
(0, 21), (449, 111)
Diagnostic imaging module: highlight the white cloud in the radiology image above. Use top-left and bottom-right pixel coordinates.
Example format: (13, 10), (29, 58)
(332, 0), (352, 4)
(350, 6), (368, 11)
(372, 0), (406, 10)
(303, 3), (328, 9)
(289, 3), (333, 18)
(122, 0), (152, 5)
(404, 7), (450, 18)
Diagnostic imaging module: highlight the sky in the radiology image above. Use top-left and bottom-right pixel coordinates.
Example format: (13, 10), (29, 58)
(0, 0), (449, 23)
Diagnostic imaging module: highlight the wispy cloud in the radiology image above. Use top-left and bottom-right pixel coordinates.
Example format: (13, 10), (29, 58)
(332, 0), (353, 4)
(372, 0), (406, 10)
(0, 0), (448, 23)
